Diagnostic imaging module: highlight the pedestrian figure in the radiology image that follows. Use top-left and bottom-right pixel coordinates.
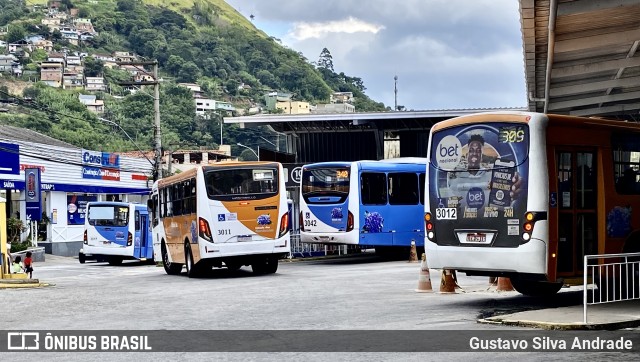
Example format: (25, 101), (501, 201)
(12, 256), (25, 274)
(24, 251), (34, 278)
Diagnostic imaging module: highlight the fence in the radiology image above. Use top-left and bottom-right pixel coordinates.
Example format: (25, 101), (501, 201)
(583, 252), (640, 323)
(289, 233), (368, 258)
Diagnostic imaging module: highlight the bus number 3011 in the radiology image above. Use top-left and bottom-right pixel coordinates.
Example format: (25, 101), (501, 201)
(435, 208), (457, 220)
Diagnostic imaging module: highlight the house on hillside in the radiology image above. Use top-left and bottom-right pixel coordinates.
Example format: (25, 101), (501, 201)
(92, 53), (117, 68)
(178, 83), (205, 98)
(47, 52), (65, 65)
(32, 39), (54, 52)
(0, 55), (22, 76)
(63, 72), (84, 90)
(331, 91), (354, 104)
(40, 62), (63, 87)
(78, 94), (104, 114)
(312, 103), (355, 114)
(8, 39), (31, 55)
(85, 77), (106, 92)
(73, 19), (95, 34)
(113, 51), (136, 63)
(195, 98), (236, 118)
(276, 100), (310, 115)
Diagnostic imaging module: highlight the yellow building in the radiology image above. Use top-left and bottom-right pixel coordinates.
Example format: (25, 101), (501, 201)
(276, 100), (310, 114)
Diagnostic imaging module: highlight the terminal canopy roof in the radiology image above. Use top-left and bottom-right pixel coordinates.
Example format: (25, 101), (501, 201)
(522, 0), (640, 120)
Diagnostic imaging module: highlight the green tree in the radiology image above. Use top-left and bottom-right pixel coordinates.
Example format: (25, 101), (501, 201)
(317, 47), (334, 72)
(83, 56), (105, 77)
(6, 24), (25, 43)
(177, 61), (202, 83)
(30, 49), (48, 63)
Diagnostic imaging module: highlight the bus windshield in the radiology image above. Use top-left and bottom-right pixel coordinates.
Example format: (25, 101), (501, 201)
(88, 205), (130, 227)
(429, 122), (529, 221)
(204, 167), (278, 200)
(302, 167), (350, 203)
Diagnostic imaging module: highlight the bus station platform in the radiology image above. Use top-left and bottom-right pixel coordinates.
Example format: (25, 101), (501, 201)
(479, 299), (640, 330)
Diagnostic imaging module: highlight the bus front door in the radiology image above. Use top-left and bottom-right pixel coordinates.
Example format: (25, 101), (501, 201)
(556, 150), (598, 278)
(140, 214), (151, 260)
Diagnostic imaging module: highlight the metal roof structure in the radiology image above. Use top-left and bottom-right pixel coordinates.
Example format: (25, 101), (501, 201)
(521, 0), (640, 120)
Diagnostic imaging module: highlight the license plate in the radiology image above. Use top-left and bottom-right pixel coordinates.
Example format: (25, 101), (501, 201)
(238, 236), (252, 242)
(466, 233), (486, 243)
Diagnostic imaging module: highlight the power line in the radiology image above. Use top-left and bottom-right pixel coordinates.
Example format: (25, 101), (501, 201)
(0, 89), (155, 166)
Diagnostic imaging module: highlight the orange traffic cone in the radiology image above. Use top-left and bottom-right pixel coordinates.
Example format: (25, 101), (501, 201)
(415, 253), (433, 293)
(440, 269), (457, 294)
(408, 240), (418, 263)
(496, 277), (514, 291)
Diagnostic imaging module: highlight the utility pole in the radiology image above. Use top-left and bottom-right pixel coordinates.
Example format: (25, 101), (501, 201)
(116, 60), (162, 180)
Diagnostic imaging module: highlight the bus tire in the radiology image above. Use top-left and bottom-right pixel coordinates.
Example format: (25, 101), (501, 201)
(511, 278), (563, 297)
(162, 240), (182, 275)
(264, 256), (278, 274)
(184, 242), (199, 278)
(252, 256), (278, 275)
(108, 256), (123, 266)
(225, 261), (242, 271)
(79, 252), (86, 264)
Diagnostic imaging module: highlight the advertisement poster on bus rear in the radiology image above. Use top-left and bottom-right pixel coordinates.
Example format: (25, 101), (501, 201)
(429, 123), (529, 222)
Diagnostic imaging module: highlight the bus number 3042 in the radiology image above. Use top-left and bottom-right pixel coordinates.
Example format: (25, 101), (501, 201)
(304, 219), (318, 227)
(435, 208), (457, 220)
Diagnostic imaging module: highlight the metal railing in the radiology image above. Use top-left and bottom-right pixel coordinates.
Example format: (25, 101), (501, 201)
(583, 252), (640, 323)
(289, 233), (367, 258)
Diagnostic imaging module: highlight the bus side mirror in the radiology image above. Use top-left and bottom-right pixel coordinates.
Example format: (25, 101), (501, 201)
(147, 199), (153, 211)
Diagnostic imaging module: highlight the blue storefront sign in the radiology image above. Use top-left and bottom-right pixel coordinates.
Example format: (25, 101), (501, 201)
(67, 194), (98, 225)
(0, 142), (20, 175)
(25, 168), (42, 221)
(82, 149), (121, 181)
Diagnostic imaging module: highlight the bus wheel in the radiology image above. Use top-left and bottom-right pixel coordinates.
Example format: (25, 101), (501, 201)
(511, 278), (563, 297)
(184, 242), (199, 278)
(78, 252), (86, 264)
(108, 257), (123, 266)
(252, 256), (278, 275)
(162, 240), (182, 275)
(225, 261), (242, 271)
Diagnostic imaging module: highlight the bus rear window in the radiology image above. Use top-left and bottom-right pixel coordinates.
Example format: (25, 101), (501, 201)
(302, 168), (350, 196)
(205, 168), (278, 200)
(88, 205), (129, 227)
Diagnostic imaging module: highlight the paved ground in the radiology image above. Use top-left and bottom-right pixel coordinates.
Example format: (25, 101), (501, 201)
(1, 254), (638, 360)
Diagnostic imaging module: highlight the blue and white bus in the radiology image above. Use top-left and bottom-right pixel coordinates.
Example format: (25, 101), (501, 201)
(299, 159), (427, 253)
(80, 202), (153, 265)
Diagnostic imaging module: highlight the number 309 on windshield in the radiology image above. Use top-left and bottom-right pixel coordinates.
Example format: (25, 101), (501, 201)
(435, 208), (457, 220)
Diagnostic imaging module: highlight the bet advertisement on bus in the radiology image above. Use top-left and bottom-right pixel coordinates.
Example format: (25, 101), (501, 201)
(81, 149), (121, 181)
(429, 123), (529, 230)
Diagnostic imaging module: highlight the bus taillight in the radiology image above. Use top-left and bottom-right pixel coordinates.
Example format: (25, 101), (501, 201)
(425, 213), (434, 240)
(346, 211), (354, 232)
(127, 232), (133, 246)
(299, 211), (305, 232)
(522, 211), (547, 242)
(279, 213), (289, 238)
(199, 217), (213, 242)
(83, 230), (88, 245)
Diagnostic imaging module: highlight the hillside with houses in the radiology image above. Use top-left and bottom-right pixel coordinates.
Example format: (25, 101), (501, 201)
(0, 0), (387, 157)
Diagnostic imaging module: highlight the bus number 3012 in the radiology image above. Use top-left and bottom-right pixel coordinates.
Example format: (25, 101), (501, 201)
(435, 208), (457, 220)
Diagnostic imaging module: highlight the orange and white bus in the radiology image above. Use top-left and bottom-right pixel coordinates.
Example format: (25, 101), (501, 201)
(150, 162), (290, 277)
(425, 111), (640, 296)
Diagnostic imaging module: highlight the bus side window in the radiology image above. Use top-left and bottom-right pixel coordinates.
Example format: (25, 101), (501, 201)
(135, 211), (140, 231)
(388, 172), (419, 205)
(361, 173), (387, 205)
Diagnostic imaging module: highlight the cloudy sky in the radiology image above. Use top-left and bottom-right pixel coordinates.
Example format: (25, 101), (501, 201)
(225, 0), (527, 111)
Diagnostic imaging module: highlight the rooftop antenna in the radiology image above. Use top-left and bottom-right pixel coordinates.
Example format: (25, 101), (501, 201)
(394, 75), (398, 111)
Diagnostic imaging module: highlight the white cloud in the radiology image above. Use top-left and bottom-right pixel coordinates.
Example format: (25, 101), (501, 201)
(288, 17), (385, 41)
